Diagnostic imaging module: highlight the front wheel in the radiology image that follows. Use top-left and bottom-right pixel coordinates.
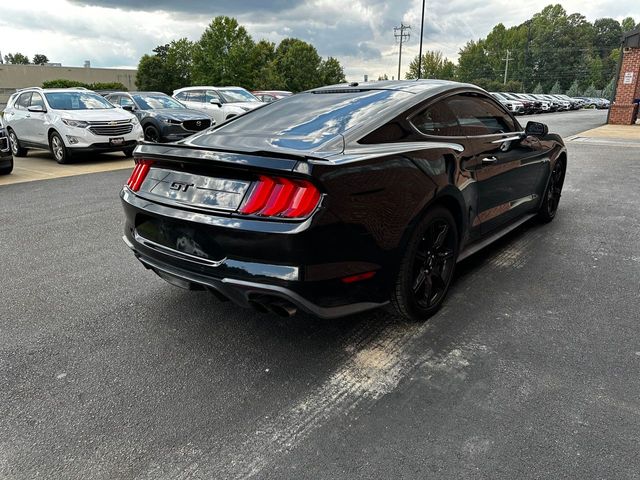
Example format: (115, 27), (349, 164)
(50, 131), (71, 164)
(538, 158), (566, 223)
(143, 125), (160, 143)
(391, 207), (459, 322)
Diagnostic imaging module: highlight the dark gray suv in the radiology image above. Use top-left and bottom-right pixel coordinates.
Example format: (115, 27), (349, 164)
(106, 92), (213, 143)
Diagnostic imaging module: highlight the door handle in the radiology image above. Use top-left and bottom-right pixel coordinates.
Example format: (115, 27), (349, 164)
(482, 156), (498, 165)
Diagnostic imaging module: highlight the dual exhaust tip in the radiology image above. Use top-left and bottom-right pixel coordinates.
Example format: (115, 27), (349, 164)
(248, 297), (298, 318)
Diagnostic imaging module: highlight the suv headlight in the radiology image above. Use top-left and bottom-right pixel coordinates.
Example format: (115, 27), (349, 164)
(62, 118), (89, 128)
(163, 118), (182, 125)
(129, 116), (140, 125)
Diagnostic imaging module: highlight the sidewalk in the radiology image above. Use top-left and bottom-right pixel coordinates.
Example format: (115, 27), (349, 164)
(568, 123), (640, 147)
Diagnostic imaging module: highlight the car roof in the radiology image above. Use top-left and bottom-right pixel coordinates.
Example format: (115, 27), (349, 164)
(173, 86), (249, 93)
(309, 79), (476, 95)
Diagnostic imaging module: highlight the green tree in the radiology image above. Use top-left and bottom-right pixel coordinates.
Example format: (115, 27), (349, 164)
(602, 77), (616, 100)
(319, 57), (346, 85)
(192, 16), (255, 87)
(533, 82), (544, 94)
(4, 52), (29, 64)
(42, 79), (87, 88)
(566, 79), (581, 96)
(136, 54), (172, 93)
(247, 40), (283, 90)
(457, 40), (494, 83)
(275, 38), (322, 92)
(32, 54), (49, 65)
(621, 17), (636, 32)
(166, 38), (195, 90)
(406, 50), (456, 80)
(549, 80), (563, 94)
(583, 83), (599, 97)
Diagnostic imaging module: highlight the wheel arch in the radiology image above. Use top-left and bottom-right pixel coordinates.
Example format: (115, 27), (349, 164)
(400, 186), (468, 256)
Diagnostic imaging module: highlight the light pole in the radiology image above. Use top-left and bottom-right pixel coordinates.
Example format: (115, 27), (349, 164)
(418, 0), (425, 78)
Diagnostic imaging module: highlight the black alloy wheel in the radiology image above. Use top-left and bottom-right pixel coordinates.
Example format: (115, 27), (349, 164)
(538, 159), (566, 223)
(144, 125), (160, 143)
(392, 207), (458, 321)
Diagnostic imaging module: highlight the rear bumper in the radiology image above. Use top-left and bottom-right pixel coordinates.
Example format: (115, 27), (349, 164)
(120, 188), (390, 319)
(123, 234), (385, 318)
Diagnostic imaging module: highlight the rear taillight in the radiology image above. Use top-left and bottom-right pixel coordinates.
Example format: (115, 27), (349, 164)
(239, 175), (321, 219)
(126, 159), (154, 192)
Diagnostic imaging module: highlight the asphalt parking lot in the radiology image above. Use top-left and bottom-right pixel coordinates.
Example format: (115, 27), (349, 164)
(2, 109), (640, 479)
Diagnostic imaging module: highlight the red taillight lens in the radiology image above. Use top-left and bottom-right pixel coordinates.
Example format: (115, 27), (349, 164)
(126, 159), (154, 192)
(341, 271), (376, 283)
(239, 176), (321, 219)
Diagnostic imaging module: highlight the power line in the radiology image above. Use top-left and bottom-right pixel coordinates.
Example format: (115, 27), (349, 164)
(393, 23), (411, 80)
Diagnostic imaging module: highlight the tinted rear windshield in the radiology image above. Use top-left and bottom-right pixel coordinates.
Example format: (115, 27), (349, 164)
(214, 89), (410, 139)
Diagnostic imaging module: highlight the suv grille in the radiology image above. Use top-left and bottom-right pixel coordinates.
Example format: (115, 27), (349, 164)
(183, 119), (211, 132)
(88, 121), (133, 136)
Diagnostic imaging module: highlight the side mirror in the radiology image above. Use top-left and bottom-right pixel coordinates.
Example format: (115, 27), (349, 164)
(525, 121), (548, 137)
(122, 105), (135, 112)
(209, 98), (221, 106)
(27, 105), (46, 113)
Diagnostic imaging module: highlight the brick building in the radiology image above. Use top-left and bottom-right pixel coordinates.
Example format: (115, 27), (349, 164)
(609, 28), (640, 125)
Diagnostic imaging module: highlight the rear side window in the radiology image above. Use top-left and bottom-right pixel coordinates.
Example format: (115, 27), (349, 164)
(411, 101), (464, 137)
(174, 92), (187, 101)
(446, 94), (516, 135)
(187, 91), (205, 103)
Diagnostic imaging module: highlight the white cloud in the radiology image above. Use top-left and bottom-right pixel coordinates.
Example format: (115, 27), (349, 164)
(0, 0), (637, 81)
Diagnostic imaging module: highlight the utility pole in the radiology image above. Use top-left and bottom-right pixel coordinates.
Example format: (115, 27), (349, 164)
(417, 0), (426, 78)
(394, 23), (411, 81)
(502, 49), (511, 84)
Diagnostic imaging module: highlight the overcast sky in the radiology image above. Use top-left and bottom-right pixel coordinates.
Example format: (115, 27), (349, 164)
(0, 0), (636, 81)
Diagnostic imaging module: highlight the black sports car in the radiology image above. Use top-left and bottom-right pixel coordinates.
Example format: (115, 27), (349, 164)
(105, 92), (212, 143)
(120, 80), (566, 321)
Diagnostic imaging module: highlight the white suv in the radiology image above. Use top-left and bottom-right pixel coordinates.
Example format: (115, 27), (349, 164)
(3, 87), (143, 164)
(172, 86), (262, 126)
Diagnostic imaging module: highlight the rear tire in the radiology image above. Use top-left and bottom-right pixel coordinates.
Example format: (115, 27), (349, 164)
(8, 130), (27, 157)
(49, 131), (71, 164)
(538, 158), (566, 223)
(391, 207), (459, 322)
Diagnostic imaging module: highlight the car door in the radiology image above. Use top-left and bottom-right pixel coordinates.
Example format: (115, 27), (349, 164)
(445, 92), (550, 234)
(7, 92), (31, 141)
(204, 90), (224, 124)
(24, 92), (48, 145)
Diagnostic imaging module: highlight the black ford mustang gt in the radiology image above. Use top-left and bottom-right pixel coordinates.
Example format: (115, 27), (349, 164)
(121, 80), (566, 321)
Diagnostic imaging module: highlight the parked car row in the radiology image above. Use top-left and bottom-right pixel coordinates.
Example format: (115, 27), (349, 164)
(490, 91), (610, 114)
(0, 84), (294, 172)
